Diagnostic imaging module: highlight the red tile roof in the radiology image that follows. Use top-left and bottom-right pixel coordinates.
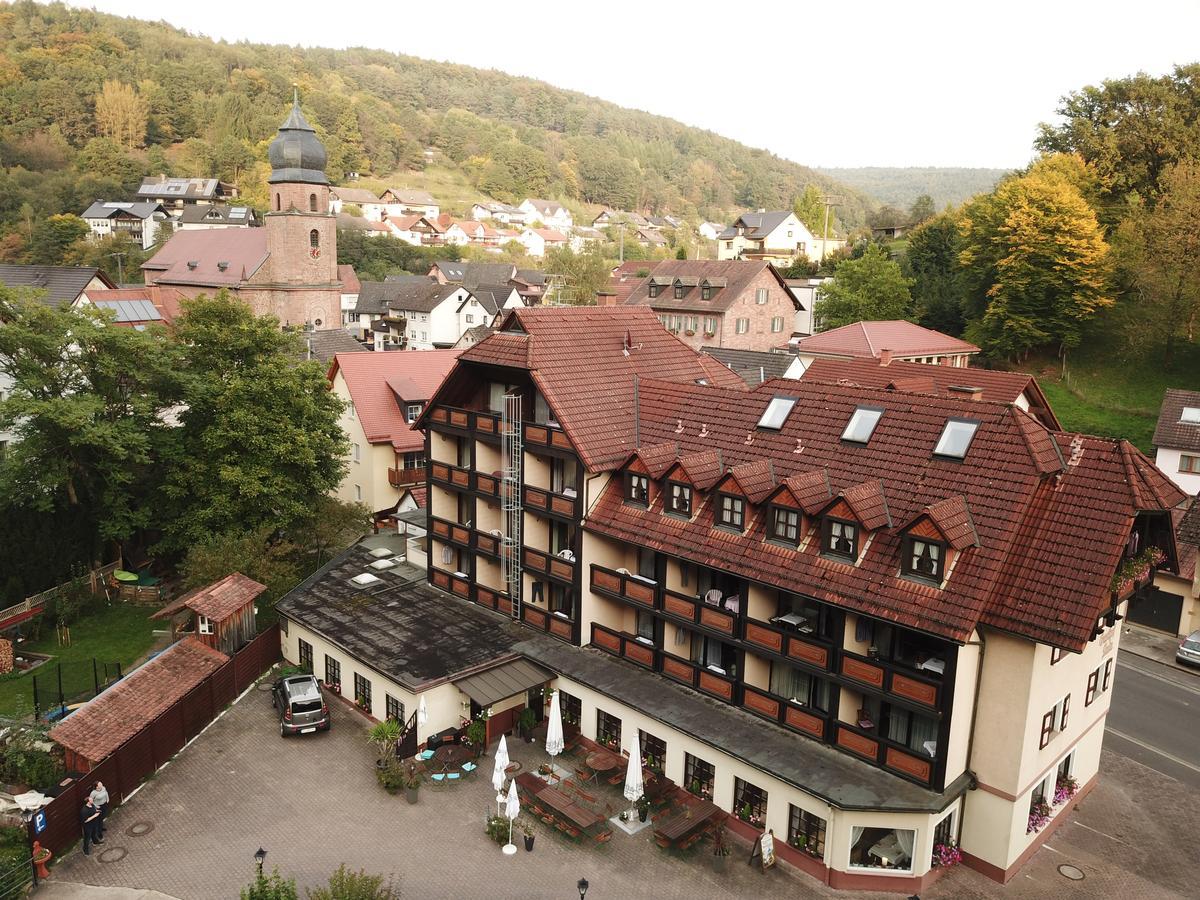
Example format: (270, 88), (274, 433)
(583, 377), (1185, 651)
(142, 229), (268, 287)
(779, 470), (833, 513)
(623, 259), (794, 313)
(724, 459), (777, 503)
(444, 307), (745, 470)
(185, 573), (266, 621)
(337, 265), (361, 293)
(329, 350), (461, 452)
(50, 638), (229, 764)
(633, 441), (680, 479)
(795, 321), (979, 360)
(1152, 389), (1200, 452)
(801, 357), (1060, 429)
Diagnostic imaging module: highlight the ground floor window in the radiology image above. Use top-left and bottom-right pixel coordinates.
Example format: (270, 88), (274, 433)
(849, 826), (915, 871)
(386, 694), (404, 723)
(932, 812), (954, 848)
(639, 730), (666, 774)
(733, 777), (767, 828)
(684, 753), (714, 800)
(353, 673), (372, 714)
(596, 709), (621, 750)
(559, 690), (581, 727)
(297, 639), (313, 672)
(787, 805), (826, 859)
(324, 655), (341, 690)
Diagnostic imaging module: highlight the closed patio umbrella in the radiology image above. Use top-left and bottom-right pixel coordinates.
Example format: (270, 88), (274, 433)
(545, 690), (564, 779)
(623, 732), (644, 815)
(417, 695), (428, 727)
(502, 778), (520, 855)
(493, 734), (510, 814)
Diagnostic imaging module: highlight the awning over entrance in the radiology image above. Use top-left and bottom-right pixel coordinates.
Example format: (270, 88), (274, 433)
(454, 659), (552, 707)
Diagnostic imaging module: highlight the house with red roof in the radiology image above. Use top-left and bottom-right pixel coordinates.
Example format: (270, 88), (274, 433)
(398, 305), (1183, 890)
(328, 349), (462, 516)
(792, 321), (980, 371)
(151, 573), (266, 655)
(515, 227), (569, 258)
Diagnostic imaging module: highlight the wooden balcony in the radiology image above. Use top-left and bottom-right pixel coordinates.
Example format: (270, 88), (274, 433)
(659, 651), (736, 702)
(660, 589), (737, 637)
(590, 623), (656, 669)
(589, 565), (658, 609)
(429, 461), (471, 490)
(474, 584), (512, 616)
(742, 618), (832, 671)
(426, 405), (502, 436)
(839, 650), (941, 710)
(474, 529), (503, 558)
(523, 546), (575, 582)
(474, 472), (501, 499)
(523, 421), (574, 453)
(429, 567), (471, 599)
(430, 516), (472, 548)
(520, 603), (574, 642)
(740, 684), (828, 741)
(833, 722), (935, 786)
(388, 466), (425, 487)
(522, 485), (580, 519)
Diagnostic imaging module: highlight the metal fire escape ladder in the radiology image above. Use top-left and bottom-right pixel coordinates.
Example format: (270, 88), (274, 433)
(501, 393), (524, 620)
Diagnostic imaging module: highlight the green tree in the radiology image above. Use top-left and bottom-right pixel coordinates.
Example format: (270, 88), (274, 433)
(64, 232), (150, 284)
(159, 293), (348, 551)
(905, 212), (966, 334)
(544, 246), (608, 304)
(1112, 161), (1200, 365)
(306, 864), (398, 900)
(908, 194), (935, 225)
(792, 184), (828, 236)
(960, 159), (1112, 360)
(815, 244), (913, 330)
(75, 138), (142, 186)
(241, 869), (298, 900)
(290, 496), (372, 567)
(28, 214), (89, 265)
(180, 528), (302, 610)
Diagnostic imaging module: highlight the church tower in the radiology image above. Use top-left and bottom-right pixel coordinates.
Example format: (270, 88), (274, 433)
(258, 92), (340, 325)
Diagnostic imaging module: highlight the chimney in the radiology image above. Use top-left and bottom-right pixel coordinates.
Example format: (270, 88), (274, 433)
(879, 349), (893, 367)
(949, 385), (984, 402)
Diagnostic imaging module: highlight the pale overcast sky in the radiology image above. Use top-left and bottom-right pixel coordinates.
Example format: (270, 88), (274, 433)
(75, 0), (1200, 169)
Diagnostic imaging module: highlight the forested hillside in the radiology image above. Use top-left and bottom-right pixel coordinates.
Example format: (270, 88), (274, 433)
(0, 0), (871, 243)
(815, 167), (1009, 211)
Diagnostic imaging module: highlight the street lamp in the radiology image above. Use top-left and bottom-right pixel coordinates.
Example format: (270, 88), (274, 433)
(577, 878), (589, 899)
(254, 847), (267, 875)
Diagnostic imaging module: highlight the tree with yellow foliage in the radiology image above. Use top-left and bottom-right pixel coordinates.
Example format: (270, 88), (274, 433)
(959, 155), (1111, 361)
(94, 80), (146, 151)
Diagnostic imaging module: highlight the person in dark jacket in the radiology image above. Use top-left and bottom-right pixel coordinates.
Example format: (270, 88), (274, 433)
(80, 796), (102, 855)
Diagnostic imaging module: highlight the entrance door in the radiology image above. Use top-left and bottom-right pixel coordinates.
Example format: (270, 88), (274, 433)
(1127, 587), (1183, 634)
(526, 688), (545, 724)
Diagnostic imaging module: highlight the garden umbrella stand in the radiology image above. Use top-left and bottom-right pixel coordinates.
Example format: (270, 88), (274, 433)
(502, 778), (520, 855)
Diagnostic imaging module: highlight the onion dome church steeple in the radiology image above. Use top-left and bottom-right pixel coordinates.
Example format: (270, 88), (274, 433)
(267, 89), (328, 185)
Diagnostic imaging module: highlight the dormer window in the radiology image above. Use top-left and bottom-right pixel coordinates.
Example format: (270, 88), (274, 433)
(769, 506), (800, 544)
(716, 494), (745, 531)
(821, 518), (858, 560)
(626, 473), (649, 506)
(649, 284), (660, 299)
(674, 283), (684, 299)
(668, 482), (692, 517)
(701, 284), (713, 301)
(902, 537), (944, 583)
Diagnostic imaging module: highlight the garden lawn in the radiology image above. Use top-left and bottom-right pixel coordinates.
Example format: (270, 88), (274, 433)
(0, 603), (160, 718)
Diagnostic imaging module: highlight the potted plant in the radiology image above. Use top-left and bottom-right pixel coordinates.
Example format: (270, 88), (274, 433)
(739, 802), (753, 824)
(523, 822), (535, 852)
(1053, 775), (1079, 805)
(711, 825), (730, 873)
(367, 719), (401, 774)
(376, 762), (405, 795)
(689, 778), (702, 796)
(464, 717), (487, 756)
(932, 840), (962, 868)
(1026, 799), (1051, 833)
(637, 797), (651, 823)
(518, 707), (536, 742)
(404, 766), (421, 805)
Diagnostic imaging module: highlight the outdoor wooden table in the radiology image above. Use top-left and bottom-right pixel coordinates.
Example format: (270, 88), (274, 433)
(514, 772), (545, 796)
(536, 784), (603, 831)
(433, 743), (471, 771)
(585, 749), (621, 774)
(653, 799), (721, 847)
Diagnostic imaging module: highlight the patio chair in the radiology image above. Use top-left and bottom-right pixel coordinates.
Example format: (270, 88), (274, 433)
(445, 772), (461, 783)
(461, 761), (478, 778)
(430, 773), (446, 787)
(418, 749), (436, 761)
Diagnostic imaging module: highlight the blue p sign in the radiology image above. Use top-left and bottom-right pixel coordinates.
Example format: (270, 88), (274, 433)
(33, 811), (46, 835)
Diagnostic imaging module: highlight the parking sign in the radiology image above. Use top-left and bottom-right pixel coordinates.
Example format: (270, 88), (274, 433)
(33, 811), (46, 835)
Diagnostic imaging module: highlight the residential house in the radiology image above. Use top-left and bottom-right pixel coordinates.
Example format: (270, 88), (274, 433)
(327, 348), (460, 515)
(338, 264), (361, 328)
(799, 357), (1061, 429)
(519, 199), (573, 231)
(383, 214), (441, 246)
(381, 188), (439, 219)
(646, 215), (680, 229)
(592, 209), (649, 230)
(136, 176), (236, 216)
(82, 286), (185, 329)
(1145, 497), (1200, 640)
(454, 323), (494, 349)
(393, 305), (1181, 890)
(441, 219), (501, 248)
(513, 269), (549, 305)
(784, 277), (829, 337)
(569, 227), (605, 253)
(177, 204), (258, 230)
(472, 201), (525, 224)
(353, 280), (410, 348)
(873, 224), (914, 241)
(428, 260), (547, 304)
(596, 260), (654, 307)
(791, 322), (980, 372)
(151, 573), (264, 656)
(456, 283), (522, 336)
(142, 98), (346, 329)
(81, 201), (170, 249)
(1152, 389), (1200, 495)
(634, 227), (668, 250)
(303, 328), (367, 363)
(701, 347), (796, 386)
(517, 228), (569, 258)
(699, 222), (725, 241)
(623, 259), (800, 352)
(0, 265), (115, 308)
(718, 211), (814, 264)
(329, 186), (386, 219)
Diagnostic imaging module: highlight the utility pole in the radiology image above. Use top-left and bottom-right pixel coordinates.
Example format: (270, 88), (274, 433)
(108, 251), (126, 285)
(618, 221), (625, 263)
(820, 196), (840, 263)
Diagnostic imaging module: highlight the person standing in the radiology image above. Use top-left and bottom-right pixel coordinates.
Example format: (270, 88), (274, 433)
(79, 796), (100, 856)
(89, 781), (110, 840)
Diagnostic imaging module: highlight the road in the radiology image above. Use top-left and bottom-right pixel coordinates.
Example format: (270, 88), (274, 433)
(1106, 650), (1200, 788)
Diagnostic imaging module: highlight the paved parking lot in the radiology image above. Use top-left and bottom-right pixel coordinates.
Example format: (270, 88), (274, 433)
(48, 673), (1195, 899)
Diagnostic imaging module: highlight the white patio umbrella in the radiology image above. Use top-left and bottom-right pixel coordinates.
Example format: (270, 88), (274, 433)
(502, 778), (520, 855)
(623, 731), (644, 817)
(544, 690), (564, 780)
(417, 695), (428, 727)
(493, 734), (511, 814)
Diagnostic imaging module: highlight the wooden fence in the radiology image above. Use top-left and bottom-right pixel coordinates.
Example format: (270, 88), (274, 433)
(0, 562), (121, 631)
(35, 624), (280, 858)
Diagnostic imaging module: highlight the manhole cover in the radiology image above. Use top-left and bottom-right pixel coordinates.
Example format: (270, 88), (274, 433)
(1058, 864), (1085, 881)
(98, 847), (127, 864)
(257, 682), (274, 692)
(126, 822), (154, 837)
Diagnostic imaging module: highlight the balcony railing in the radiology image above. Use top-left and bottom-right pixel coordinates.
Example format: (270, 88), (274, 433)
(659, 650), (736, 702)
(590, 623), (656, 669)
(833, 722), (935, 786)
(473, 584), (512, 616)
(838, 650), (941, 710)
(426, 405), (503, 437)
(521, 603), (574, 641)
(660, 589), (737, 637)
(741, 618), (832, 671)
(429, 461), (472, 490)
(523, 421), (574, 452)
(522, 485), (581, 519)
(589, 565), (658, 608)
(523, 546), (576, 582)
(388, 466), (426, 487)
(474, 472), (501, 499)
(474, 529), (503, 558)
(429, 567), (471, 599)
(740, 684), (829, 741)
(430, 516), (472, 548)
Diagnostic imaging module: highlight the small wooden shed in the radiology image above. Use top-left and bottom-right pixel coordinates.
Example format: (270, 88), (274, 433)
(152, 573), (265, 656)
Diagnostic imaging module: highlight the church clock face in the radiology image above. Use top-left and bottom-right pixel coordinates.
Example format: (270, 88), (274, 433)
(309, 247), (321, 259)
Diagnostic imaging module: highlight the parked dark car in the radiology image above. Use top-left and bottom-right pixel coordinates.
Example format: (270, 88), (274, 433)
(271, 674), (331, 737)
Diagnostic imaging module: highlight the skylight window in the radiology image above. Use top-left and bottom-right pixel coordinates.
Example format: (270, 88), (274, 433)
(841, 406), (883, 443)
(934, 418), (981, 458)
(350, 573), (381, 587)
(757, 396), (796, 430)
(1181, 406), (1200, 424)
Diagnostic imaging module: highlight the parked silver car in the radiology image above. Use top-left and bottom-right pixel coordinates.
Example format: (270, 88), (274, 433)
(1177, 631), (1200, 668)
(271, 674), (331, 736)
